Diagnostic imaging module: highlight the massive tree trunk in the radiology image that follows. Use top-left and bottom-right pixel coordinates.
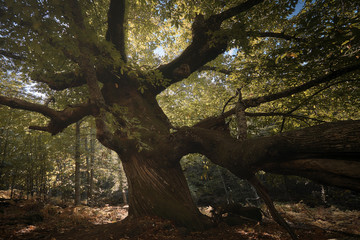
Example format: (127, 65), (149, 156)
(122, 153), (209, 230)
(92, 76), (211, 229)
(104, 88), (360, 229)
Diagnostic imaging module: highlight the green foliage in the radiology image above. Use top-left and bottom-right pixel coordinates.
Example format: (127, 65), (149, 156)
(158, 0), (360, 134)
(0, 106), (52, 193)
(1, 0), (359, 207)
(0, 106), (125, 203)
(157, 72), (234, 127)
(181, 154), (259, 205)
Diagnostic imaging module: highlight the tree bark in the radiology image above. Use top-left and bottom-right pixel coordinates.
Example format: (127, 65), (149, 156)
(256, 120), (360, 191)
(121, 153), (211, 230)
(176, 120), (360, 192)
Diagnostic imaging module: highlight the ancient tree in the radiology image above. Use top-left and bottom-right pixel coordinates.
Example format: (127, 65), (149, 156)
(1, 0), (359, 234)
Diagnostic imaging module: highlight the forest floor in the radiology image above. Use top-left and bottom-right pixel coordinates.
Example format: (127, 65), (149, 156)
(1, 195), (360, 239)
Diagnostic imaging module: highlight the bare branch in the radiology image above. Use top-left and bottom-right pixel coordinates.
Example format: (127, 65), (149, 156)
(246, 31), (303, 41)
(222, 92), (238, 114)
(246, 112), (326, 123)
(106, 0), (127, 62)
(243, 63), (360, 108)
(193, 110), (327, 132)
(28, 125), (49, 132)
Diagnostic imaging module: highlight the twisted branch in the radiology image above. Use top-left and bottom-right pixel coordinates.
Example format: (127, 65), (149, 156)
(155, 0), (265, 93)
(0, 95), (94, 134)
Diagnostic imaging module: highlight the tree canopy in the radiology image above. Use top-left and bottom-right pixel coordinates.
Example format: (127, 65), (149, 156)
(1, 0), (360, 235)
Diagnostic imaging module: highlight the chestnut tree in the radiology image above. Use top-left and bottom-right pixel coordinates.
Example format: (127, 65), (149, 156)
(1, 0), (359, 234)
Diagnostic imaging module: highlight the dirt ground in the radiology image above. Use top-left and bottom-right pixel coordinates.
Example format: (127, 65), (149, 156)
(0, 197), (359, 240)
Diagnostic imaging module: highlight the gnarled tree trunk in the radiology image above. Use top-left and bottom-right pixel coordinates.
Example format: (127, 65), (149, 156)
(1, 0), (359, 236)
(121, 153), (209, 230)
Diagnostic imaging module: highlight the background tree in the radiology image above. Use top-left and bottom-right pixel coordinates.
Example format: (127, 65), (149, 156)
(74, 121), (81, 206)
(0, 0), (359, 236)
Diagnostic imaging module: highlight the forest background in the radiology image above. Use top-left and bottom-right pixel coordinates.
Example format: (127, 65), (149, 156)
(0, 0), (360, 239)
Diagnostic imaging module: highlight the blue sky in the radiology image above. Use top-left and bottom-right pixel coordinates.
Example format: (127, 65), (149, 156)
(292, 0), (305, 18)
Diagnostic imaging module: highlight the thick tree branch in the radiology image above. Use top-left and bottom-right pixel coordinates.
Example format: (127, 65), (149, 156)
(243, 63), (360, 108)
(106, 0), (127, 62)
(0, 95), (94, 134)
(67, 0), (128, 153)
(155, 0), (265, 94)
(194, 64), (359, 131)
(257, 120), (360, 191)
(0, 95), (58, 119)
(156, 20), (226, 91)
(175, 120), (360, 191)
(67, 0), (105, 109)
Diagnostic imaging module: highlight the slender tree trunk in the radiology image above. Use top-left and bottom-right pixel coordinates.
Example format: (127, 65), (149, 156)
(122, 153), (211, 230)
(41, 154), (48, 201)
(84, 134), (90, 203)
(74, 121), (81, 206)
(10, 171), (16, 199)
(0, 132), (9, 185)
(88, 127), (95, 206)
(321, 185), (327, 204)
(28, 157), (34, 199)
(0, 112), (13, 186)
